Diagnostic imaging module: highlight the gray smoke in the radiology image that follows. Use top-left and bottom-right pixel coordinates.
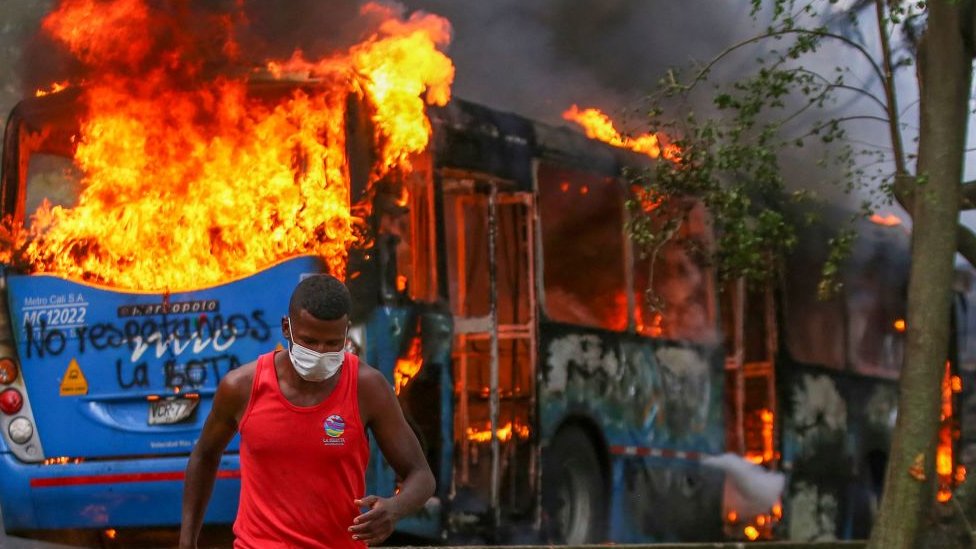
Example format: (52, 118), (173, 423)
(398, 0), (759, 128)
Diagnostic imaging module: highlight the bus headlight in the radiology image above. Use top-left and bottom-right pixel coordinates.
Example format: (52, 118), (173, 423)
(8, 417), (33, 444)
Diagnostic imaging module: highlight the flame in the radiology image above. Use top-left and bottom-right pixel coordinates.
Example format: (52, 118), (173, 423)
(6, 0), (453, 291)
(465, 421), (531, 443)
(745, 408), (776, 465)
(724, 500), (781, 542)
(393, 337), (423, 395)
(635, 305), (664, 337)
(894, 318), (906, 332)
(937, 361), (961, 502)
(42, 456), (84, 465)
(563, 105), (679, 161)
(631, 185), (664, 214)
(870, 213), (902, 227)
(34, 81), (71, 97)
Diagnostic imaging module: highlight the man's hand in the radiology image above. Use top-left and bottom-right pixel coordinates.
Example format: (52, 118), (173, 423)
(349, 495), (402, 545)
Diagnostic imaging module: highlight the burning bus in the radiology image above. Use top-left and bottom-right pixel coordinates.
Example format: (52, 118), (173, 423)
(0, 0), (974, 545)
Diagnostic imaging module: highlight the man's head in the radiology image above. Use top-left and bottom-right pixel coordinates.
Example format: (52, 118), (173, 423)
(288, 274), (351, 321)
(282, 274), (351, 355)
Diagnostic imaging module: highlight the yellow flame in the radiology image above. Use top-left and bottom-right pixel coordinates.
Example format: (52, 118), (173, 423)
(393, 337), (423, 395)
(465, 421), (531, 443)
(562, 105), (677, 160)
(34, 81), (71, 97)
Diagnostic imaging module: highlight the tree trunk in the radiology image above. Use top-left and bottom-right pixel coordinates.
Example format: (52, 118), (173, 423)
(868, 1), (972, 547)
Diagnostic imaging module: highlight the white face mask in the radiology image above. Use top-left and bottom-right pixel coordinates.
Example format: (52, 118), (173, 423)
(287, 320), (345, 382)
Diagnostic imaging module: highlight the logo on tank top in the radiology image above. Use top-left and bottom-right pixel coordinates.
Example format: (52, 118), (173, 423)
(323, 414), (346, 445)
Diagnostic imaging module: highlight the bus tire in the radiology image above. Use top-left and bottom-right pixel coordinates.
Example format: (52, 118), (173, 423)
(541, 426), (607, 544)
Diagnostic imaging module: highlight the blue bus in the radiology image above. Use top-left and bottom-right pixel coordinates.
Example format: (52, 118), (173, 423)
(0, 82), (970, 545)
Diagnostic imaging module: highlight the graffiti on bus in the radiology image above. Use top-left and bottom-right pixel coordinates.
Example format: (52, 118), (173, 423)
(22, 310), (272, 360)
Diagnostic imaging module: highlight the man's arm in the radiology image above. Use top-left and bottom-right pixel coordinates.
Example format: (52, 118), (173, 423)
(350, 366), (435, 546)
(178, 364), (253, 549)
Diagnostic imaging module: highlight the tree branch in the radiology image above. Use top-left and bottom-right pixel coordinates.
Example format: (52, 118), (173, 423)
(683, 28), (887, 94)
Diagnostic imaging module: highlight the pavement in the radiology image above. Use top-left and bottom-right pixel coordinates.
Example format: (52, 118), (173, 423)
(1, 538), (76, 549)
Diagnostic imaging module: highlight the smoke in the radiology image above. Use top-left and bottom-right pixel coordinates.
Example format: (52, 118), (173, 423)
(703, 452), (786, 517)
(396, 0), (757, 128)
(17, 0), (408, 91)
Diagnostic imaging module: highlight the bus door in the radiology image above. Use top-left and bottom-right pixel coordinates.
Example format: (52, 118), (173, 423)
(440, 171), (537, 530)
(721, 279), (780, 537)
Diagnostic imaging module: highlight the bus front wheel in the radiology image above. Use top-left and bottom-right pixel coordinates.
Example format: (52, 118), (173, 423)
(541, 426), (607, 544)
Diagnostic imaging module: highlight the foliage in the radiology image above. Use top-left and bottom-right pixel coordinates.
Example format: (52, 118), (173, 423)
(626, 0), (920, 297)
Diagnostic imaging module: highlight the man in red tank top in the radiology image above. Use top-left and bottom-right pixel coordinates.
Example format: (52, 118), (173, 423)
(179, 275), (435, 548)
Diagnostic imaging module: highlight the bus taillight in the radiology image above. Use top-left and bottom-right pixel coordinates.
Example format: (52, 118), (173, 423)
(0, 358), (17, 385)
(0, 388), (23, 415)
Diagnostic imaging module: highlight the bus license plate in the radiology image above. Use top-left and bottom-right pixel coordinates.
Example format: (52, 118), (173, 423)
(148, 398), (198, 425)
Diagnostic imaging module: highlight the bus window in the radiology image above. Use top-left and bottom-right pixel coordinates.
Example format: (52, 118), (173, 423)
(404, 160), (437, 303)
(24, 153), (81, 225)
(538, 163), (627, 331)
(633, 201), (717, 342)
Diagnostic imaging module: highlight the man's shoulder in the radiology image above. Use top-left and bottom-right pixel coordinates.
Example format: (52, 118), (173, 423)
(355, 358), (386, 391)
(354, 358), (395, 425)
(220, 358), (259, 395)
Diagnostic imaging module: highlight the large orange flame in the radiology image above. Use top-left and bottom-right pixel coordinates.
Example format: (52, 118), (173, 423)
(6, 0), (453, 292)
(563, 105), (678, 161)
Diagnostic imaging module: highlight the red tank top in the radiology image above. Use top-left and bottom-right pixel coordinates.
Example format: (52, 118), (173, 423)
(233, 351), (369, 549)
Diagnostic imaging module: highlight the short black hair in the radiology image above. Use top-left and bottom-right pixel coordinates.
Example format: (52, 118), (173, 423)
(289, 274), (351, 320)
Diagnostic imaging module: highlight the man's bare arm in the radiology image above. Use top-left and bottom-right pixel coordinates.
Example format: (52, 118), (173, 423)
(179, 364), (253, 549)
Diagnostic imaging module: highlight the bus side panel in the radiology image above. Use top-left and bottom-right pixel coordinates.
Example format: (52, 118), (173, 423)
(538, 322), (725, 542)
(778, 362), (896, 540)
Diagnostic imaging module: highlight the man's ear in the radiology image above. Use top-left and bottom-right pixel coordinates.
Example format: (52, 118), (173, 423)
(281, 316), (289, 340)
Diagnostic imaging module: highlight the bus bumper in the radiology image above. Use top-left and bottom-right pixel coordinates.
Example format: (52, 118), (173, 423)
(0, 452), (241, 531)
